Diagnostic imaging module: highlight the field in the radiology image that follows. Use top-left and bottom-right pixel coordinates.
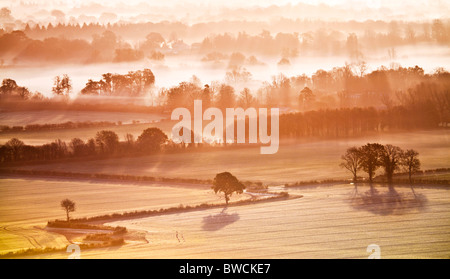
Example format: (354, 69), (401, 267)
(10, 183), (450, 259)
(0, 177), (226, 255)
(1, 129), (448, 258)
(0, 110), (166, 126)
(8, 130), (450, 184)
(0, 110), (172, 145)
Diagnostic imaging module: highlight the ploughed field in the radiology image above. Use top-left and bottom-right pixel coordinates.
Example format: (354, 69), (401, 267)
(0, 177), (222, 255)
(0, 129), (448, 258)
(11, 183), (450, 259)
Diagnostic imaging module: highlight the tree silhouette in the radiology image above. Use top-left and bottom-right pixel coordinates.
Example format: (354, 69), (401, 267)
(299, 86), (314, 109)
(401, 149), (421, 183)
(360, 143), (384, 182)
(380, 144), (404, 183)
(137, 127), (168, 153)
(212, 172), (245, 205)
(60, 199), (75, 222)
(95, 130), (119, 154)
(5, 138), (24, 161)
(340, 146), (363, 182)
(52, 74), (72, 97)
(238, 88), (255, 108)
(217, 84), (235, 110)
(0, 78), (31, 100)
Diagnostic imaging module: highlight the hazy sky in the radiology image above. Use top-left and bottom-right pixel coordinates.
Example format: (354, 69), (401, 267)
(1, 0), (448, 9)
(0, 0), (440, 8)
(2, 0), (449, 23)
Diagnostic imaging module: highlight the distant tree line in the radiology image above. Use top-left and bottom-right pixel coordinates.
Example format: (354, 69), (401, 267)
(279, 105), (445, 139)
(340, 143), (420, 183)
(1, 17), (449, 64)
(0, 121), (119, 134)
(0, 30), (158, 64)
(2, 65), (448, 122)
(0, 127), (167, 163)
(154, 65), (449, 123)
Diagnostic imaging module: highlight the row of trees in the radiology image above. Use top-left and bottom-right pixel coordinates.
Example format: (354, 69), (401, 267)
(2, 17), (449, 64)
(340, 143), (420, 183)
(0, 69), (155, 100)
(7, 8), (448, 48)
(0, 128), (168, 163)
(199, 19), (450, 56)
(0, 30), (163, 64)
(13, 18), (450, 56)
(155, 65), (448, 117)
(0, 103), (445, 164)
(279, 105), (444, 139)
(2, 63), (448, 119)
(0, 121), (118, 133)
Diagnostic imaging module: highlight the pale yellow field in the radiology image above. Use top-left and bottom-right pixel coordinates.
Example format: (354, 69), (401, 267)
(16, 183), (450, 259)
(11, 130), (450, 184)
(1, 130), (448, 258)
(0, 177), (224, 254)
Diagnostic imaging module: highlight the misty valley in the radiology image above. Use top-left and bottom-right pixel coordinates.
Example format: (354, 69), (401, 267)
(0, 0), (449, 260)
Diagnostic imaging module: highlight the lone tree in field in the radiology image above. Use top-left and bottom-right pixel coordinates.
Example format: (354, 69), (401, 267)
(360, 143), (384, 182)
(212, 172), (246, 205)
(60, 199), (75, 222)
(380, 144), (404, 183)
(340, 146), (363, 182)
(401, 149), (421, 183)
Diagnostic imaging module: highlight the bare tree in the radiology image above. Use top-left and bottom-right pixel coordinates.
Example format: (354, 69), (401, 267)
(238, 88), (255, 108)
(360, 143), (384, 183)
(380, 144), (404, 183)
(401, 149), (421, 184)
(340, 147), (363, 182)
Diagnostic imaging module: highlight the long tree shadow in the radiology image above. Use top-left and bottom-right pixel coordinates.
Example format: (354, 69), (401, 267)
(202, 207), (240, 231)
(349, 183), (428, 216)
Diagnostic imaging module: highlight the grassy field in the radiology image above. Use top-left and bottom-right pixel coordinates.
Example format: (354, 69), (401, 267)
(14, 183), (450, 259)
(0, 177), (231, 255)
(0, 110), (166, 126)
(9, 130), (450, 184)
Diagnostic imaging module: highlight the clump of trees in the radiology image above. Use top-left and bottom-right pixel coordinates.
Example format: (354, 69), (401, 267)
(0, 78), (43, 101)
(340, 143), (421, 183)
(80, 69), (155, 96)
(52, 74), (72, 97)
